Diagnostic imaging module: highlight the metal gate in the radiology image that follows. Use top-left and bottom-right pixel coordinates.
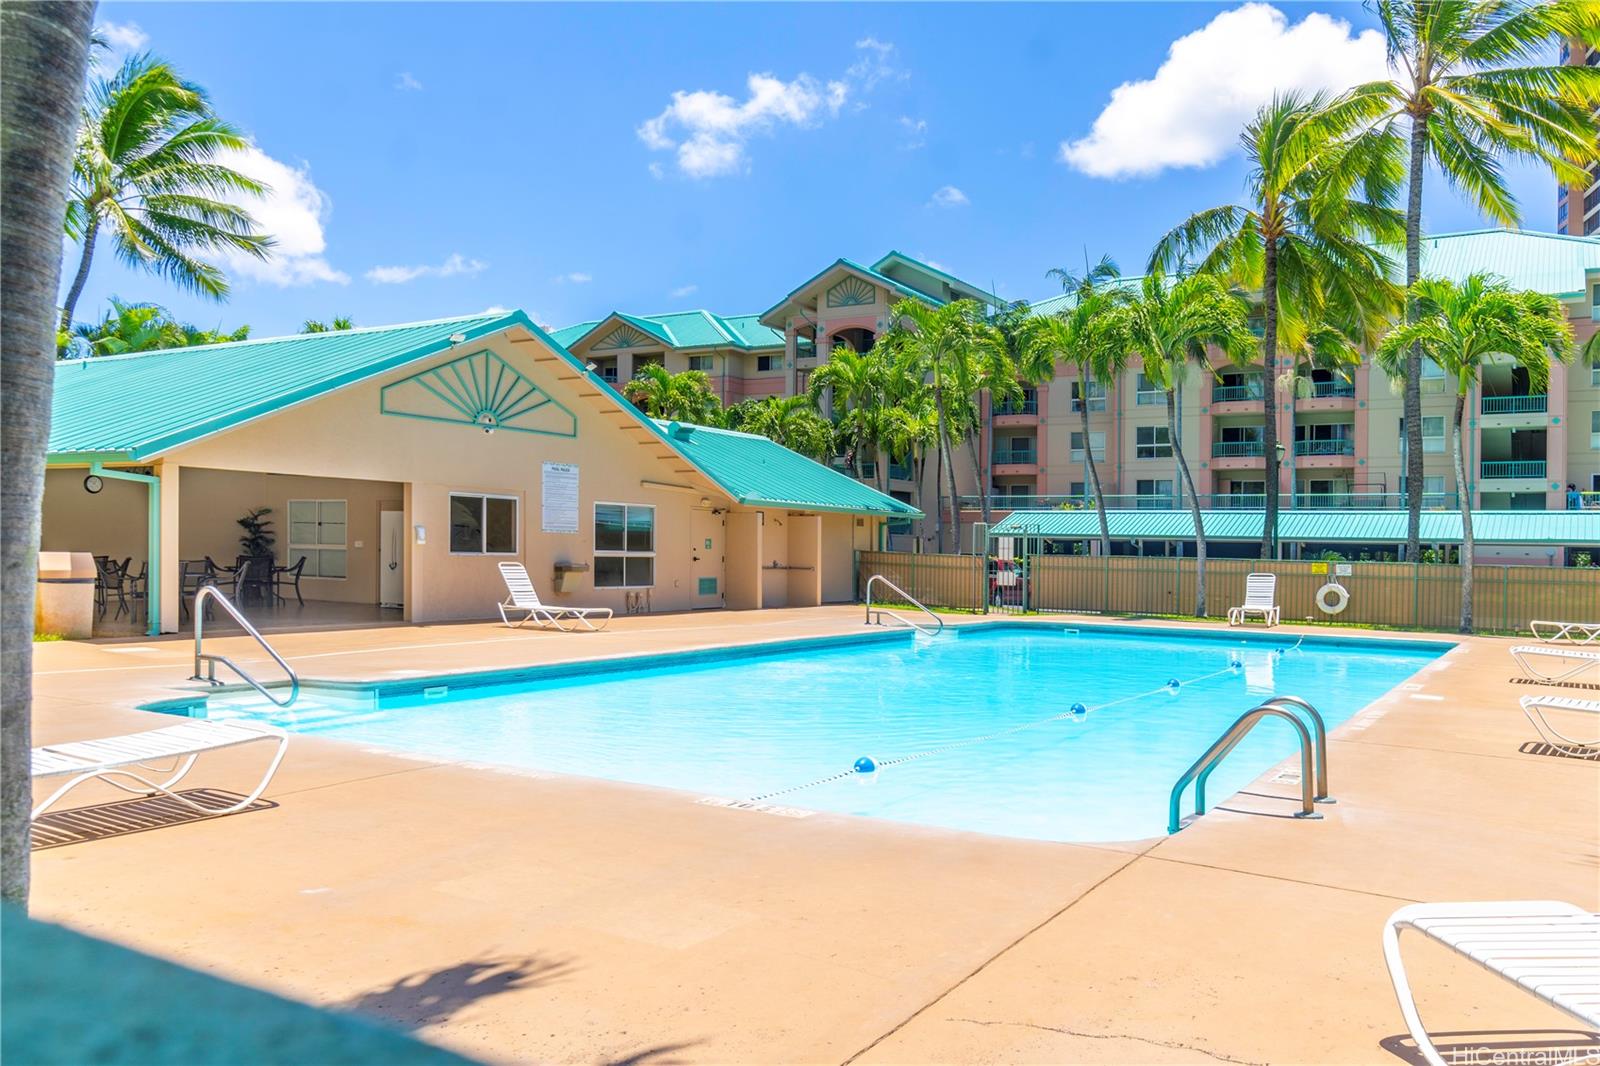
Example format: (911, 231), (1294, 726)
(986, 524), (1041, 615)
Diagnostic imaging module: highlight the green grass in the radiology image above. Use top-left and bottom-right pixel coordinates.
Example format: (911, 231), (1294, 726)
(32, 632), (64, 642)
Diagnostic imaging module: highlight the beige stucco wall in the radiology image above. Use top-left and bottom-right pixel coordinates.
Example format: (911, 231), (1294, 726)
(41, 470), (148, 567)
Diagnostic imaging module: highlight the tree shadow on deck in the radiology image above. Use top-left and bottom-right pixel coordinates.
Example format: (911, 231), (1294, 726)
(337, 955), (577, 1031)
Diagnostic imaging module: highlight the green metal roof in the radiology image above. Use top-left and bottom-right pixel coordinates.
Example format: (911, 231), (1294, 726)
(990, 508), (1600, 546)
(1412, 229), (1600, 297)
(870, 251), (1002, 306)
(555, 310), (784, 352)
(49, 313), (522, 460)
(759, 258), (944, 324)
(651, 420), (920, 517)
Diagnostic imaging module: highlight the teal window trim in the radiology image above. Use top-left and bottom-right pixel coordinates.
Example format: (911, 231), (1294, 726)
(89, 462), (160, 637)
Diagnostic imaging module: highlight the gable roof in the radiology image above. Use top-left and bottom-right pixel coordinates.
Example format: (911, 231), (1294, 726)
(556, 309), (784, 352)
(653, 420), (920, 517)
(758, 258), (944, 326)
(871, 251), (1002, 306)
(49, 313), (522, 461)
(990, 508), (1600, 546)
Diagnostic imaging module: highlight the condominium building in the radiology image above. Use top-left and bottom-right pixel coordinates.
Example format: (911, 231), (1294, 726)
(1558, 39), (1600, 237)
(553, 230), (1600, 549)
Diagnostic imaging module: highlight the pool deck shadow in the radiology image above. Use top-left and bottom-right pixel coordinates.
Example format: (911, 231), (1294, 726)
(27, 606), (1600, 1064)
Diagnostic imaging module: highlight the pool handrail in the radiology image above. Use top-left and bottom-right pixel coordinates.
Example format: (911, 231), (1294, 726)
(1195, 695), (1331, 807)
(864, 574), (944, 636)
(1169, 702), (1321, 833)
(190, 585), (300, 708)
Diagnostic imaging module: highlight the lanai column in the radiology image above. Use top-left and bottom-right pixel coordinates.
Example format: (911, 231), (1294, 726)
(158, 459), (180, 633)
(784, 325), (798, 395)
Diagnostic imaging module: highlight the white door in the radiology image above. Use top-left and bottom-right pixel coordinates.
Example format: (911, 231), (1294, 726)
(690, 508), (725, 609)
(379, 510), (404, 608)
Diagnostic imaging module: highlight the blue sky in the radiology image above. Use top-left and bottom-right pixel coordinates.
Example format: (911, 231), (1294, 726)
(76, 2), (1560, 339)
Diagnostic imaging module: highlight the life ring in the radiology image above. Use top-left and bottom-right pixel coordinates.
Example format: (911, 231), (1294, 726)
(1316, 582), (1350, 615)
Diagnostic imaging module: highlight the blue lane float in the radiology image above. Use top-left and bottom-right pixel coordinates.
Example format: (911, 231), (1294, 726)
(853, 756), (878, 774)
(1070, 702), (1088, 716)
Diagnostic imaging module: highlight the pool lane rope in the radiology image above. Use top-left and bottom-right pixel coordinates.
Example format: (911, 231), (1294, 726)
(744, 662), (1240, 804)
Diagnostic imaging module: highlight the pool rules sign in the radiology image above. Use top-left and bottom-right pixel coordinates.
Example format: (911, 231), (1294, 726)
(541, 462), (579, 533)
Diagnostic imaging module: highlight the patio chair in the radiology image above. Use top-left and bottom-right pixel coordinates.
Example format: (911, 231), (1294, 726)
(273, 555), (307, 606)
(1530, 620), (1600, 645)
(31, 719), (289, 819)
(497, 561), (612, 632)
(1510, 645), (1600, 684)
(1382, 900), (1600, 1066)
(1227, 572), (1280, 627)
(1518, 695), (1600, 755)
(179, 560), (218, 622)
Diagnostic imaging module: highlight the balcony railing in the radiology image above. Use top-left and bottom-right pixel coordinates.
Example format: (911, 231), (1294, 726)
(1212, 440), (1265, 458)
(1212, 384), (1263, 403)
(1294, 438), (1355, 457)
(1481, 394), (1548, 415)
(992, 448), (1037, 465)
(958, 490), (1459, 512)
(888, 462), (913, 481)
(993, 397), (1038, 416)
(1481, 459), (1546, 479)
(1309, 381), (1356, 398)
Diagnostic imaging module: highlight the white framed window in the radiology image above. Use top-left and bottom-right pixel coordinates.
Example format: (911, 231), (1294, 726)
(1399, 416), (1446, 454)
(1069, 431), (1106, 461)
(1135, 479), (1174, 507)
(688, 354), (712, 372)
(1400, 475), (1448, 508)
(1070, 380), (1106, 411)
(1135, 372), (1164, 406)
(594, 502), (655, 588)
(1135, 425), (1172, 459)
(287, 499), (347, 578)
(1420, 358), (1447, 394)
(1590, 357), (1599, 387)
(756, 354), (780, 372)
(449, 493), (518, 555)
(1592, 409), (1600, 449)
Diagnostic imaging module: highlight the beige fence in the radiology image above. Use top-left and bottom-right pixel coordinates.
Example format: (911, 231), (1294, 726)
(856, 550), (1600, 634)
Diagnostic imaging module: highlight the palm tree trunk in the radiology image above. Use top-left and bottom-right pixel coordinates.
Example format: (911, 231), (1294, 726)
(932, 398), (947, 552)
(943, 424), (963, 554)
(979, 390), (994, 533)
(1081, 376), (1112, 555)
(1260, 240), (1280, 560)
(1403, 115), (1427, 562)
(58, 213), (98, 344)
(1451, 392), (1473, 633)
(1170, 391), (1208, 617)
(1, 0), (97, 910)
(967, 430), (987, 535)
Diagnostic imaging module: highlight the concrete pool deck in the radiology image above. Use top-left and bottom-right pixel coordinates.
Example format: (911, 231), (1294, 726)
(27, 607), (1600, 1064)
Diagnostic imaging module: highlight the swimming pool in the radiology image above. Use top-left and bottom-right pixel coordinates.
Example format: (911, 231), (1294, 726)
(154, 623), (1448, 842)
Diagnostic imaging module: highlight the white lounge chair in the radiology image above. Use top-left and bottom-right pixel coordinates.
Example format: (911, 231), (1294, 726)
(32, 719), (288, 819)
(1519, 695), (1600, 755)
(1530, 620), (1600, 645)
(1510, 644), (1600, 683)
(497, 561), (612, 632)
(1227, 573), (1280, 627)
(1383, 900), (1600, 1066)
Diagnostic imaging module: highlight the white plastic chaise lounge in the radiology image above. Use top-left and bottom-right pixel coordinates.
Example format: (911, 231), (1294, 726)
(1518, 695), (1600, 755)
(1530, 620), (1600, 645)
(1383, 900), (1600, 1066)
(1510, 644), (1600, 683)
(497, 561), (612, 632)
(31, 719), (288, 819)
(1227, 572), (1280, 627)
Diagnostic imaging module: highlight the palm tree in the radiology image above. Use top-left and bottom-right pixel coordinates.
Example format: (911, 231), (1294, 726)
(59, 53), (273, 339)
(1112, 273), (1256, 618)
(622, 364), (721, 424)
(67, 297), (249, 357)
(301, 317), (355, 333)
(2, 0), (96, 910)
(886, 297), (1006, 553)
(1020, 255), (1128, 555)
(1375, 275), (1572, 632)
(882, 393), (940, 531)
(978, 300), (1033, 530)
(1354, 0), (1600, 561)
(1152, 91), (1404, 558)
(1277, 323), (1366, 504)
(809, 346), (886, 482)
(732, 395), (835, 460)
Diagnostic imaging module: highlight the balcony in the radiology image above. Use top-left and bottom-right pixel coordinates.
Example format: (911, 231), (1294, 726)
(1309, 381), (1355, 399)
(1212, 384), (1261, 403)
(1212, 440), (1265, 458)
(1481, 459), (1546, 480)
(955, 491), (1458, 513)
(1294, 439), (1355, 457)
(992, 446), (1038, 472)
(1481, 394), (1548, 415)
(888, 461), (913, 481)
(992, 393), (1039, 427)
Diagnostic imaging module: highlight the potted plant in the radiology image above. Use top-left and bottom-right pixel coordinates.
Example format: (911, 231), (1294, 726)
(236, 508), (275, 603)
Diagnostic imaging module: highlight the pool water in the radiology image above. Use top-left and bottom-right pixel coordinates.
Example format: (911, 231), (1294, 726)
(168, 624), (1447, 842)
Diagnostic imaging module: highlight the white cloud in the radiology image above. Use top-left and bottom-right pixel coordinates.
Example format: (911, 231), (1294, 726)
(928, 185), (969, 209)
(639, 38), (902, 179)
(898, 116), (927, 150)
(480, 305), (512, 315)
(216, 144), (349, 286)
(365, 253), (487, 285)
(94, 20), (148, 64)
(395, 71), (424, 91)
(1059, 3), (1388, 179)
(670, 284), (698, 298)
(553, 272), (592, 284)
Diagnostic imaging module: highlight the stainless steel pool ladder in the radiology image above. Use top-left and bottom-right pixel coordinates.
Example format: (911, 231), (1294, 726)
(190, 585), (300, 708)
(864, 574), (944, 635)
(1168, 696), (1332, 834)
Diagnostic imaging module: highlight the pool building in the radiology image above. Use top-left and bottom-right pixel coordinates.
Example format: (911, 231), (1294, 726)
(42, 311), (918, 634)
